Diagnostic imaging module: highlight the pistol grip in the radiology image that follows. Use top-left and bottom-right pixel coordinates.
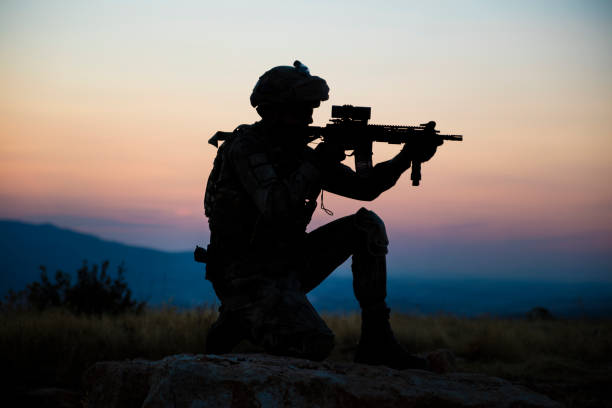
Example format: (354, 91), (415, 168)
(194, 246), (208, 263)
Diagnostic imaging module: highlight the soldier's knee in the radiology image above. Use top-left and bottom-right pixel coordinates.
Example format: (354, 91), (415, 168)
(354, 207), (389, 256)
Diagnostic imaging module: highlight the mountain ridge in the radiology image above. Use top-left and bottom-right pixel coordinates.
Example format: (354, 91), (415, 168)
(1, 219), (611, 316)
(0, 219), (213, 306)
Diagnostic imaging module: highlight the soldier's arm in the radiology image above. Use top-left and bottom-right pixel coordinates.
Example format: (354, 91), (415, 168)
(229, 134), (321, 218)
(319, 152), (411, 201)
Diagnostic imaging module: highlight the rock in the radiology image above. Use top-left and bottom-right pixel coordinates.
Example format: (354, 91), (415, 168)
(83, 353), (561, 408)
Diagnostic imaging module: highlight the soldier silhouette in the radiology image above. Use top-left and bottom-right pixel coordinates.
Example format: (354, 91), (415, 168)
(202, 61), (439, 369)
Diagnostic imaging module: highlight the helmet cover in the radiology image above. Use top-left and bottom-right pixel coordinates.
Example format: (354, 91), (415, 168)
(250, 60), (329, 108)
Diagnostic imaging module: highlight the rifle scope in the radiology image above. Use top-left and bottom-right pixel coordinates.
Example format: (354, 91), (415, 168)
(331, 105), (371, 122)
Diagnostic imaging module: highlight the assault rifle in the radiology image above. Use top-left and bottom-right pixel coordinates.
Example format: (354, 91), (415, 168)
(210, 105), (462, 186)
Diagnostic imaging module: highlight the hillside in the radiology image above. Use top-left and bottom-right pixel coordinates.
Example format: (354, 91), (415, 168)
(0, 220), (214, 306)
(1, 220), (611, 316)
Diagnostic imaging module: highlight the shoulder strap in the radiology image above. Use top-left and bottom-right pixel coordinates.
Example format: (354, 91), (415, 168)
(208, 124), (252, 148)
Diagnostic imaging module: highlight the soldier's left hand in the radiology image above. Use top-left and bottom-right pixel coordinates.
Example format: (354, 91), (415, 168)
(401, 135), (442, 163)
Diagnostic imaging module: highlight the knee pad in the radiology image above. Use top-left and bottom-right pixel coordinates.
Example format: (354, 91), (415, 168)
(354, 208), (389, 256)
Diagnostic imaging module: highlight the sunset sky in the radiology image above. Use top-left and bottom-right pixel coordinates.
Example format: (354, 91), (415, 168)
(1, 1), (611, 280)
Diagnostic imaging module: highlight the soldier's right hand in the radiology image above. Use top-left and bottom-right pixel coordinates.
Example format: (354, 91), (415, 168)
(313, 142), (346, 167)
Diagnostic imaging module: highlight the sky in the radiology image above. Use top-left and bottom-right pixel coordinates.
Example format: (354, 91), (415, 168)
(1, 0), (611, 280)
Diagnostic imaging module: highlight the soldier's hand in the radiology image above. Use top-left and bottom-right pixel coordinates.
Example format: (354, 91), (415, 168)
(314, 142), (346, 166)
(400, 135), (442, 163)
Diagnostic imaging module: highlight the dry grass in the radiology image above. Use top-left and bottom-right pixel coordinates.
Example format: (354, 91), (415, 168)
(1, 307), (216, 391)
(2, 308), (611, 406)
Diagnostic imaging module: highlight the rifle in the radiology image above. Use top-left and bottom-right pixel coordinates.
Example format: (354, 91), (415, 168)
(210, 104), (463, 186)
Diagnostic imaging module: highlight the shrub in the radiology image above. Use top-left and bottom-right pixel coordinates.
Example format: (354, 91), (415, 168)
(526, 306), (555, 321)
(2, 261), (145, 315)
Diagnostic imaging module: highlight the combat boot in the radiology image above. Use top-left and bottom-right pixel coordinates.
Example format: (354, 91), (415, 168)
(354, 304), (429, 370)
(205, 305), (247, 354)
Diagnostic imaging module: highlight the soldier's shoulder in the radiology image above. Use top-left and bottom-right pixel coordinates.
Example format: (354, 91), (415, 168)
(227, 122), (266, 154)
(233, 122), (264, 140)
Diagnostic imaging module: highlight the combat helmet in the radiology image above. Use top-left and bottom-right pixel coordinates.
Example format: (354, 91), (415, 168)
(250, 60), (329, 108)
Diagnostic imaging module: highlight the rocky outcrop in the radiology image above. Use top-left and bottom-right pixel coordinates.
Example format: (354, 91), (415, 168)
(83, 353), (561, 408)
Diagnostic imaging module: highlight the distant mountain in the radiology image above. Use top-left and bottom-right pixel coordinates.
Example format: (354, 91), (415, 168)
(311, 275), (612, 317)
(0, 220), (215, 306)
(1, 220), (611, 316)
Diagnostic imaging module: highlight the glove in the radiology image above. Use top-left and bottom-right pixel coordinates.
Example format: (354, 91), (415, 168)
(400, 134), (442, 163)
(313, 142), (346, 167)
